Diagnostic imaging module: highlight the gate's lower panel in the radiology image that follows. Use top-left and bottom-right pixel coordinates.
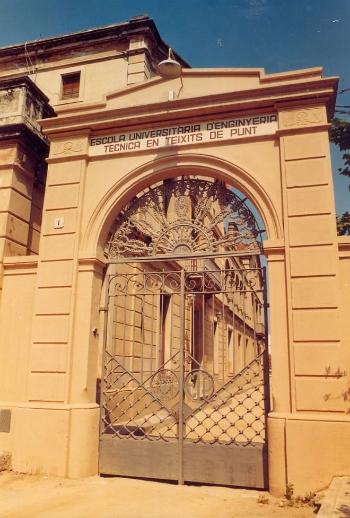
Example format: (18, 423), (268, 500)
(99, 436), (178, 480)
(183, 442), (267, 488)
(100, 436), (267, 488)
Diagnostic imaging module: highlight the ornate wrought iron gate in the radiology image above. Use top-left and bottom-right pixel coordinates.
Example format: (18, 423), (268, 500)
(99, 260), (269, 488)
(99, 177), (269, 487)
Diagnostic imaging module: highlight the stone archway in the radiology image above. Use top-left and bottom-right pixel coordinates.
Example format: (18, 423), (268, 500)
(105, 177), (263, 259)
(80, 153), (282, 260)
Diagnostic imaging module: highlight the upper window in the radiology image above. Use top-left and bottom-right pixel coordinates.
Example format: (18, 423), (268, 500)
(61, 72), (80, 100)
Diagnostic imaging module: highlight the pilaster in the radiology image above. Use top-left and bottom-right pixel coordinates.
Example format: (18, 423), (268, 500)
(262, 105), (350, 495)
(277, 104), (345, 414)
(263, 240), (291, 413)
(127, 36), (153, 84)
(11, 133), (100, 476)
(28, 134), (89, 404)
(0, 77), (53, 293)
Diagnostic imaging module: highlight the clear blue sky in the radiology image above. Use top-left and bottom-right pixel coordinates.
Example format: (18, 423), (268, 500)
(0, 0), (349, 214)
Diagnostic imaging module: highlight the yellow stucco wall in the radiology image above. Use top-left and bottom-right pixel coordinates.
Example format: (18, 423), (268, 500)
(0, 44), (349, 494)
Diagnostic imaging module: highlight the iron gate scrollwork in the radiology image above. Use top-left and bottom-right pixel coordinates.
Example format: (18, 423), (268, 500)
(105, 178), (263, 259)
(99, 177), (269, 488)
(100, 261), (269, 488)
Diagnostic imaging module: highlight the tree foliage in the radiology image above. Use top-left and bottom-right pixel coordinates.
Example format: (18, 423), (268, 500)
(330, 118), (350, 235)
(336, 211), (350, 236)
(330, 118), (350, 184)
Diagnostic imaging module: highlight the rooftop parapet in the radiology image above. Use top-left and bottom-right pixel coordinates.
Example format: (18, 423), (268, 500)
(0, 76), (55, 152)
(0, 76), (55, 142)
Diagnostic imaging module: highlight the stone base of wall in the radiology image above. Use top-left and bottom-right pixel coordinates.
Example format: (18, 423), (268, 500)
(268, 413), (350, 496)
(2, 404), (99, 478)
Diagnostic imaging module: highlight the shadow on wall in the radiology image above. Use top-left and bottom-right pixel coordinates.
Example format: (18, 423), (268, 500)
(337, 505), (350, 518)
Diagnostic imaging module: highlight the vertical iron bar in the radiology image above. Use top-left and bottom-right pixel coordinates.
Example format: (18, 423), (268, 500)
(102, 275), (110, 356)
(201, 280), (205, 370)
(99, 273), (111, 435)
(242, 280), (246, 367)
(150, 290), (154, 379)
(232, 280), (236, 375)
(123, 272), (127, 366)
(178, 268), (185, 485)
(159, 289), (164, 367)
(211, 292), (215, 377)
(191, 293), (194, 368)
(170, 292), (173, 364)
(262, 265), (270, 489)
(231, 269), (235, 375)
(131, 285), (135, 374)
(141, 287), (145, 383)
(252, 290), (258, 357)
(221, 285), (224, 383)
(262, 266), (271, 414)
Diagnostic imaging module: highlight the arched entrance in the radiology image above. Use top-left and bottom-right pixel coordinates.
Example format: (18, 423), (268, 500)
(99, 177), (269, 488)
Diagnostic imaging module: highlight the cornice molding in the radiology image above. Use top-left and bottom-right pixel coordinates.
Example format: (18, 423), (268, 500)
(3, 255), (38, 272)
(39, 80), (337, 136)
(263, 239), (285, 262)
(0, 17), (189, 68)
(0, 123), (49, 154)
(338, 236), (350, 258)
(78, 255), (107, 273)
(276, 123), (331, 136)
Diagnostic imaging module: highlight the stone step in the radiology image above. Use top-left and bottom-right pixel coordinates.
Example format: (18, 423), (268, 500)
(318, 477), (350, 517)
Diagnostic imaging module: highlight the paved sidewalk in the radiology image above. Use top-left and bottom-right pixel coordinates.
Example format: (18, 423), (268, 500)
(318, 477), (350, 517)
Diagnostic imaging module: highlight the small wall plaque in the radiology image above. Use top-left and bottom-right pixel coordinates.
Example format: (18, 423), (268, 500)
(53, 217), (64, 229)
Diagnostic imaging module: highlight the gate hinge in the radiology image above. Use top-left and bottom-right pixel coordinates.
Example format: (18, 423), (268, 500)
(99, 306), (108, 312)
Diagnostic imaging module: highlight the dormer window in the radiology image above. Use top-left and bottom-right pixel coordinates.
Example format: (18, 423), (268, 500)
(61, 72), (80, 100)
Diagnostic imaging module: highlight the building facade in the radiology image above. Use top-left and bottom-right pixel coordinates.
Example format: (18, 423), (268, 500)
(0, 15), (349, 495)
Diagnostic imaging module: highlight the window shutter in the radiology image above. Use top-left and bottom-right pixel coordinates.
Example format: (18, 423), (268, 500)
(61, 72), (80, 100)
